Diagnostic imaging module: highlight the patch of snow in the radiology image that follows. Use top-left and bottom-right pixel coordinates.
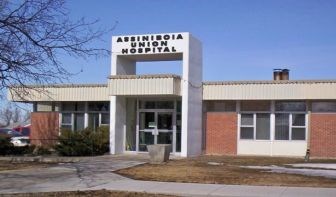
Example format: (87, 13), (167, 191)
(242, 165), (336, 179)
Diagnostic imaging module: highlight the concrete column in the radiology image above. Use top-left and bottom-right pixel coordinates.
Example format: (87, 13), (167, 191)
(181, 34), (203, 157)
(110, 53), (136, 154)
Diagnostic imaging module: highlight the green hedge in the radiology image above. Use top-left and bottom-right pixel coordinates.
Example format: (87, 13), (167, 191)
(55, 126), (109, 156)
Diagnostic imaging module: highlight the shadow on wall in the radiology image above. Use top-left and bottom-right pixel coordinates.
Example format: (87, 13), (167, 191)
(31, 112), (59, 147)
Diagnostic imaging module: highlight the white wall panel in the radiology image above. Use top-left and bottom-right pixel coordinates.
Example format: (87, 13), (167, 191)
(203, 81), (336, 100)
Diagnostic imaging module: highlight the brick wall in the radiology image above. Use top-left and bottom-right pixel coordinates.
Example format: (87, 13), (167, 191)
(205, 112), (237, 155)
(310, 113), (336, 158)
(31, 112), (59, 147)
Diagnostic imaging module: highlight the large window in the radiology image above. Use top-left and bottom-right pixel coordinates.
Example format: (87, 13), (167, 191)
(275, 101), (306, 141)
(60, 101), (110, 131)
(239, 101), (306, 141)
(240, 113), (271, 140)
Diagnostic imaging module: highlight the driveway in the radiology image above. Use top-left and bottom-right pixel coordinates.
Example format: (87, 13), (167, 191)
(0, 155), (147, 194)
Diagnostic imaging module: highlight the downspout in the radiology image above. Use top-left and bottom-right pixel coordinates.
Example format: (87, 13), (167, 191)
(305, 100), (311, 162)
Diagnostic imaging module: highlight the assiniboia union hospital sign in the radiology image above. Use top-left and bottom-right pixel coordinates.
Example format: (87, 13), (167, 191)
(113, 33), (185, 55)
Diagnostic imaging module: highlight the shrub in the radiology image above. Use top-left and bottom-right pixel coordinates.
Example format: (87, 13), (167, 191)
(0, 136), (34, 155)
(0, 136), (14, 155)
(31, 145), (52, 155)
(55, 126), (109, 156)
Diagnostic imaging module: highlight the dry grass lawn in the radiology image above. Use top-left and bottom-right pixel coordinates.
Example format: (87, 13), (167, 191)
(1, 190), (176, 197)
(116, 155), (336, 188)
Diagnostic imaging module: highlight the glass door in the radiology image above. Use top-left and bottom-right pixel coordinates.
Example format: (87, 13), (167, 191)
(157, 112), (173, 145)
(138, 111), (174, 152)
(139, 112), (155, 151)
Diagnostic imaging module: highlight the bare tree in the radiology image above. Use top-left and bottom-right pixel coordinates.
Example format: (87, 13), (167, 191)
(12, 107), (22, 123)
(23, 109), (31, 122)
(0, 0), (112, 98)
(0, 105), (13, 127)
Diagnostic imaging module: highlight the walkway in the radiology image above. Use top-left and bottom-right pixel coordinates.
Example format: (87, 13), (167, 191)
(0, 155), (335, 196)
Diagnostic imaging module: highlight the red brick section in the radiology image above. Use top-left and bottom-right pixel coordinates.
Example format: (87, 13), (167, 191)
(310, 113), (336, 158)
(31, 112), (59, 147)
(205, 112), (237, 155)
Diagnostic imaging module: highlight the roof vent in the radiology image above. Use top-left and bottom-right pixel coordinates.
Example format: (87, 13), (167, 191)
(273, 69), (289, 81)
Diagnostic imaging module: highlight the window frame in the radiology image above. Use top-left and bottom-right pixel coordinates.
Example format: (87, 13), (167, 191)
(274, 111), (307, 141)
(239, 111), (271, 141)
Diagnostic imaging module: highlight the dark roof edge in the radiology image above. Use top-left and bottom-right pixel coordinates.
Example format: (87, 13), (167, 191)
(10, 84), (108, 88)
(109, 74), (181, 79)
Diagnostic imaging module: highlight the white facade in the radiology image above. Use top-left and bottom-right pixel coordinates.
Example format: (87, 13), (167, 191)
(109, 32), (203, 157)
(7, 32), (336, 158)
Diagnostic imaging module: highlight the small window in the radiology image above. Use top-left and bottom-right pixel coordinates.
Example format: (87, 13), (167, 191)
(62, 102), (76, 111)
(241, 101), (271, 111)
(312, 102), (336, 112)
(76, 102), (85, 111)
(292, 128), (305, 140)
(62, 113), (72, 124)
(241, 114), (253, 125)
(292, 114), (305, 126)
(88, 102), (109, 111)
(61, 113), (72, 130)
(139, 101), (174, 109)
(240, 127), (254, 139)
(206, 101), (236, 112)
(101, 113), (110, 125)
(275, 101), (306, 112)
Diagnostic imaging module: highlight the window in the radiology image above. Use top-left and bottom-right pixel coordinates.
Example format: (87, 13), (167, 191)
(274, 101), (306, 140)
(275, 113), (306, 140)
(275, 114), (289, 140)
(240, 113), (270, 140)
(241, 101), (271, 111)
(88, 113), (99, 131)
(291, 114), (306, 140)
(88, 102), (109, 111)
(61, 113), (72, 130)
(74, 113), (84, 131)
(275, 101), (306, 112)
(101, 113), (110, 125)
(62, 102), (76, 111)
(206, 101), (236, 112)
(312, 102), (336, 112)
(139, 101), (174, 109)
(256, 114), (270, 140)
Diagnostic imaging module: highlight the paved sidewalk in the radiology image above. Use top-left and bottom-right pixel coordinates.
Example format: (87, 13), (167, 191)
(0, 155), (335, 196)
(91, 180), (336, 197)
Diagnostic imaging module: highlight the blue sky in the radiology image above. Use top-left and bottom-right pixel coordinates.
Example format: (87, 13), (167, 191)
(2, 0), (336, 108)
(63, 0), (336, 84)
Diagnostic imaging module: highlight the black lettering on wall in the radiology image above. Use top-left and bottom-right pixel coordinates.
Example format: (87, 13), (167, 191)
(177, 34), (183, 39)
(122, 49), (128, 54)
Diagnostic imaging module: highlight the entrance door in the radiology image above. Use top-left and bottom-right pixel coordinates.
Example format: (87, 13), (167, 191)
(157, 112), (173, 145)
(138, 111), (173, 152)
